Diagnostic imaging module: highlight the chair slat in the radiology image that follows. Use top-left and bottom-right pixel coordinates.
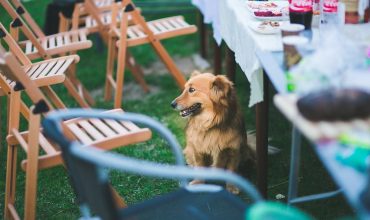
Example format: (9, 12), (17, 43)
(89, 119), (117, 136)
(47, 59), (66, 77)
(30, 62), (48, 79)
(78, 120), (105, 140)
(56, 58), (74, 75)
(56, 35), (63, 47)
(25, 41), (33, 54)
(37, 60), (57, 77)
(39, 134), (58, 154)
(104, 119), (129, 134)
(147, 23), (160, 34)
(67, 123), (93, 144)
(160, 20), (174, 31)
(48, 36), (56, 49)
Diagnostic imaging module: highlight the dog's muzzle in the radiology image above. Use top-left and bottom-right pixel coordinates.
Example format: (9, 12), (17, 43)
(179, 103), (202, 117)
(171, 100), (178, 109)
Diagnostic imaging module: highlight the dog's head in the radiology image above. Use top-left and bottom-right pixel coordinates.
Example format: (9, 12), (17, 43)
(171, 71), (234, 118)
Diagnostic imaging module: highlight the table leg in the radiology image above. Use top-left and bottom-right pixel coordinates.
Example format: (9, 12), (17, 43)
(213, 40), (222, 75)
(255, 72), (269, 198)
(288, 126), (302, 204)
(197, 10), (208, 59)
(225, 47), (236, 82)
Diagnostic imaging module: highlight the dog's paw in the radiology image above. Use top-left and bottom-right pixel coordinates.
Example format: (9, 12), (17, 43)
(189, 180), (205, 185)
(226, 184), (240, 195)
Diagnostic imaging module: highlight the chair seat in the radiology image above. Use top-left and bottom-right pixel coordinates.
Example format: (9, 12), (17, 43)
(116, 16), (197, 47)
(19, 30), (92, 60)
(7, 109), (151, 171)
(2, 55), (78, 90)
(119, 188), (248, 220)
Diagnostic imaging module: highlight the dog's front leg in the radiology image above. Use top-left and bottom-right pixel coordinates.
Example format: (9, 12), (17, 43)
(189, 152), (213, 185)
(183, 147), (196, 166)
(213, 148), (241, 194)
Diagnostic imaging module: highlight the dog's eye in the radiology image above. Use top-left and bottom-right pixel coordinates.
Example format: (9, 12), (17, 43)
(188, 87), (195, 93)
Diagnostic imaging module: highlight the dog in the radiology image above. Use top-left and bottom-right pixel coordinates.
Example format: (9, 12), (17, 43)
(171, 71), (256, 194)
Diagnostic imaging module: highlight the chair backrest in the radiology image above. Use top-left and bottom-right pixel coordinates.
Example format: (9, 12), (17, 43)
(0, 0), (51, 59)
(0, 22), (32, 65)
(43, 109), (263, 220)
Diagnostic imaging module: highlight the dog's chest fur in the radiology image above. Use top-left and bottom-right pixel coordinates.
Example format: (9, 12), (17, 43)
(185, 113), (246, 156)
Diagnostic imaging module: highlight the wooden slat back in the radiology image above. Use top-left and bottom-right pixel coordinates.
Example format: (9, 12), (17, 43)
(0, 22), (31, 65)
(0, 0), (51, 59)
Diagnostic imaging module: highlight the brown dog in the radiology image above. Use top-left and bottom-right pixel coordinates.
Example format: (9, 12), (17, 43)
(171, 71), (256, 194)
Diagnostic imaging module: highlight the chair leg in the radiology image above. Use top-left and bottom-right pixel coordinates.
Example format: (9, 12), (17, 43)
(149, 40), (186, 89)
(4, 91), (21, 220)
(63, 78), (90, 108)
(126, 52), (149, 93)
(104, 36), (117, 102)
(24, 111), (41, 220)
(41, 86), (66, 109)
(288, 126), (302, 204)
(66, 65), (95, 106)
(4, 145), (18, 220)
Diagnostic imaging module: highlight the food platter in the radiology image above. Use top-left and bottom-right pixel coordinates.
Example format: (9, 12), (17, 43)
(248, 20), (285, 34)
(245, 1), (289, 21)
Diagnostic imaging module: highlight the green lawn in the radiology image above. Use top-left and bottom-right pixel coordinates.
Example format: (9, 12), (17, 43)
(0, 0), (354, 219)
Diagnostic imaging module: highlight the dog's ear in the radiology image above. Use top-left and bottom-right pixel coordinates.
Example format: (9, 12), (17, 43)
(190, 70), (202, 78)
(210, 75), (233, 101)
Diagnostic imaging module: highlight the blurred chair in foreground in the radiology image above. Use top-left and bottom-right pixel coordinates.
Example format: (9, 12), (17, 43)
(43, 109), (314, 220)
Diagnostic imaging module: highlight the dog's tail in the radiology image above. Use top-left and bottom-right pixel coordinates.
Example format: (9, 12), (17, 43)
(247, 131), (281, 155)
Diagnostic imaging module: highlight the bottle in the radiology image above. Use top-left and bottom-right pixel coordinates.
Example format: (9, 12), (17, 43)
(289, 0), (314, 30)
(321, 0), (339, 25)
(339, 0), (359, 23)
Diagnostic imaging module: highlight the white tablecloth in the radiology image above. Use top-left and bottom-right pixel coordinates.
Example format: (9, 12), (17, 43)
(193, 0), (285, 107)
(191, 0), (222, 45)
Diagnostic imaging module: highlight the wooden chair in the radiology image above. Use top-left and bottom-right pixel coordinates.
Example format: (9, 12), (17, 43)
(106, 0), (197, 108)
(0, 49), (152, 220)
(0, 21), (94, 109)
(0, 0), (95, 107)
(67, 0), (123, 39)
(0, 23), (82, 110)
(66, 0), (151, 99)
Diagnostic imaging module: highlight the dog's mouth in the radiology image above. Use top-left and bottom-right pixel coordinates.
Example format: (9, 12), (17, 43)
(180, 103), (201, 117)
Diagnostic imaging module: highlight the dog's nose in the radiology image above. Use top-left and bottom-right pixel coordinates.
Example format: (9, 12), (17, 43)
(171, 100), (177, 109)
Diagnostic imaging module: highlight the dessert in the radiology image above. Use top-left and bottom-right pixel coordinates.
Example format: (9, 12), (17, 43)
(258, 21), (280, 30)
(297, 89), (370, 121)
(254, 10), (282, 17)
(247, 2), (278, 10)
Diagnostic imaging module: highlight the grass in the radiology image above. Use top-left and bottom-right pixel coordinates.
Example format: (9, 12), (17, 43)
(0, 0), (355, 219)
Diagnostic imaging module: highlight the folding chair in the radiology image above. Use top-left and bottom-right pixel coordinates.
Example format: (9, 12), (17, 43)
(0, 50), (152, 220)
(67, 0), (123, 40)
(107, 0), (197, 108)
(43, 109), (314, 220)
(0, 21), (93, 108)
(1, 0), (95, 107)
(0, 23), (81, 110)
(59, 0), (149, 101)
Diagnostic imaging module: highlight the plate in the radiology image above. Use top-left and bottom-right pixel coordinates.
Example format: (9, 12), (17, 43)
(248, 20), (284, 34)
(245, 1), (289, 21)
